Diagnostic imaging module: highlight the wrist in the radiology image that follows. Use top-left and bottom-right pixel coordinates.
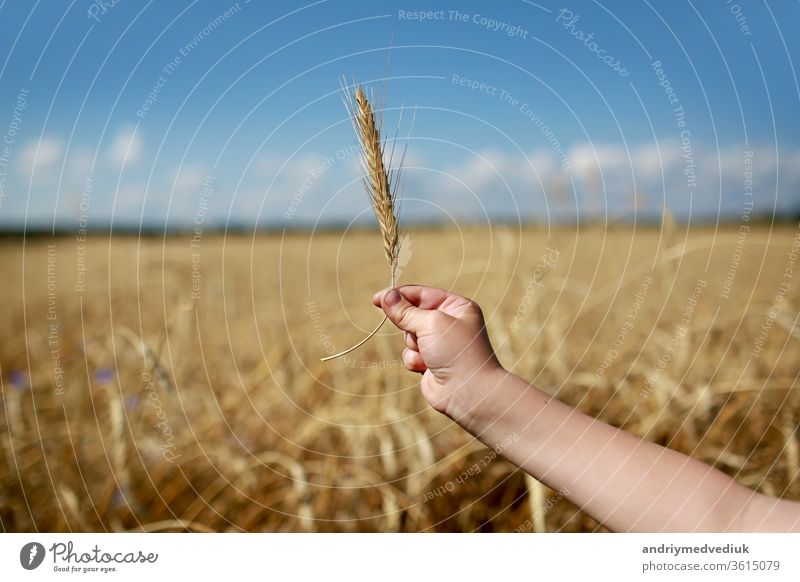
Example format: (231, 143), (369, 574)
(444, 364), (511, 432)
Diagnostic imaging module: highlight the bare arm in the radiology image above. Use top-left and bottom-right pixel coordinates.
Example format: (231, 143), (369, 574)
(374, 285), (800, 532)
(450, 368), (800, 532)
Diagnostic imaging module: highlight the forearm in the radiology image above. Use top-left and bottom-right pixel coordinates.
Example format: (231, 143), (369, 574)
(448, 368), (762, 532)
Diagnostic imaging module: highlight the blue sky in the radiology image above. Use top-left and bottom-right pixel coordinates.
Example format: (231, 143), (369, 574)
(0, 0), (798, 230)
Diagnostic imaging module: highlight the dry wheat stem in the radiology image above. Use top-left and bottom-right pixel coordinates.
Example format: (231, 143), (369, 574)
(321, 83), (401, 362)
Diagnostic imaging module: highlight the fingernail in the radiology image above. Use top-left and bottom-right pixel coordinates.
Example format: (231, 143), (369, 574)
(384, 289), (400, 306)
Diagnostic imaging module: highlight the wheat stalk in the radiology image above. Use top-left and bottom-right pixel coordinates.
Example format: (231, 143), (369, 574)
(321, 82), (403, 362)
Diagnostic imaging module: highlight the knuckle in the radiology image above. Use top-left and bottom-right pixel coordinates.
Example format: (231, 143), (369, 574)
(429, 311), (451, 333)
(397, 305), (414, 326)
(467, 299), (483, 317)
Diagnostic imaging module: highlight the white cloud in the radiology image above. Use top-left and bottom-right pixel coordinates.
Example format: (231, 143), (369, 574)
(437, 148), (541, 196)
(67, 147), (94, 179)
(527, 149), (557, 180)
(458, 149), (507, 191)
(9, 139), (798, 228)
(166, 162), (217, 216)
(568, 143), (630, 179)
(109, 126), (143, 167)
(393, 147), (425, 170)
(114, 182), (147, 213)
(20, 137), (64, 175)
(171, 162), (209, 193)
(632, 141), (680, 181)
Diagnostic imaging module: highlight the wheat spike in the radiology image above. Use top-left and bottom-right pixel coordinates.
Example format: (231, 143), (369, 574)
(321, 82), (403, 362)
(354, 85), (399, 271)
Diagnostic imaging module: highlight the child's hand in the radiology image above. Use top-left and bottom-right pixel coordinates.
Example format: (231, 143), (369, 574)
(372, 285), (502, 416)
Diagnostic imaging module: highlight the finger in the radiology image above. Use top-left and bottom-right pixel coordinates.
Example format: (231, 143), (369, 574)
(402, 348), (427, 373)
(372, 288), (389, 307)
(394, 285), (455, 310)
(380, 289), (428, 333)
(374, 285), (461, 310)
(404, 331), (418, 351)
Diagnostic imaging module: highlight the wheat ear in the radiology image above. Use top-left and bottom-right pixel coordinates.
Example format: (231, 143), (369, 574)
(321, 83), (401, 362)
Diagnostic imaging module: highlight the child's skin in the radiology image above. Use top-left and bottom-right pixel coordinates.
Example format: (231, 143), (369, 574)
(372, 285), (800, 532)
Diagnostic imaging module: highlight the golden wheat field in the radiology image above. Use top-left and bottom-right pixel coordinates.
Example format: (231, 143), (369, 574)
(1, 223), (798, 532)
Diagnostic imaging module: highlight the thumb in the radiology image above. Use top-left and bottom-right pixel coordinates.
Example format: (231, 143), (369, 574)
(380, 288), (426, 333)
